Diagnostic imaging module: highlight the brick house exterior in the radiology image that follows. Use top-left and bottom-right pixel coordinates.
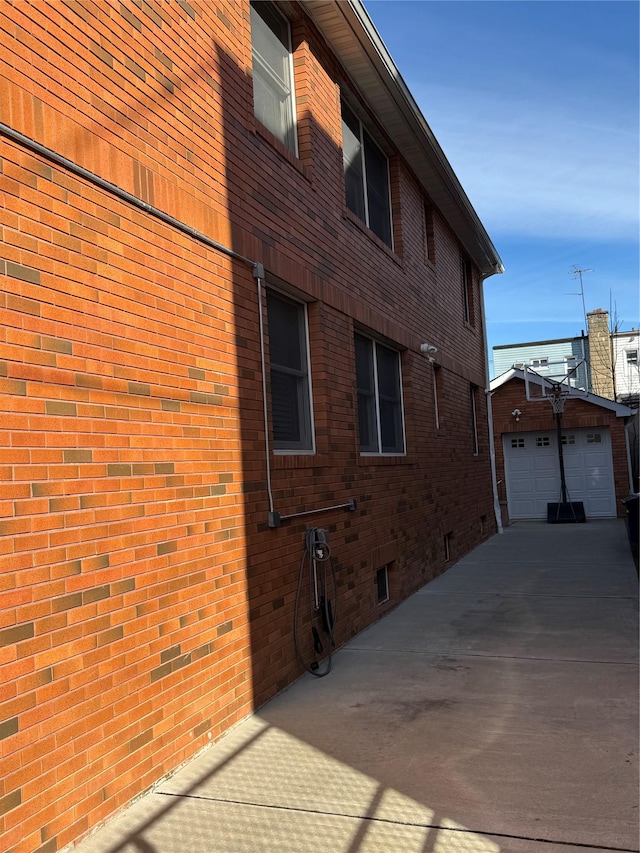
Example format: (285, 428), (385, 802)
(0, 2), (502, 850)
(491, 371), (631, 523)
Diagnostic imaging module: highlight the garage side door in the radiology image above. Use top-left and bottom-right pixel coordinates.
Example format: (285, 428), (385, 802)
(503, 428), (616, 519)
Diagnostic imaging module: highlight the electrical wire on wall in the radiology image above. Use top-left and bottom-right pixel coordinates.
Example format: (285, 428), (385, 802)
(293, 528), (337, 677)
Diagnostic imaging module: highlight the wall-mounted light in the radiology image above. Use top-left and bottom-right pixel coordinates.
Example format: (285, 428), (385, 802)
(512, 408), (522, 422)
(420, 342), (438, 363)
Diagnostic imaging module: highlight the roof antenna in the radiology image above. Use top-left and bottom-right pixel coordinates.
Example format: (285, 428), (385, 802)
(566, 266), (593, 333)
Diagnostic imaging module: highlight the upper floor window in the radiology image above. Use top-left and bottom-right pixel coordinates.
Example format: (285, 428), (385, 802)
(267, 291), (313, 452)
(626, 349), (638, 367)
(341, 100), (392, 248)
(355, 334), (404, 454)
(461, 255), (474, 325)
(424, 201), (436, 264)
(565, 355), (578, 386)
(530, 358), (548, 370)
(250, 1), (297, 154)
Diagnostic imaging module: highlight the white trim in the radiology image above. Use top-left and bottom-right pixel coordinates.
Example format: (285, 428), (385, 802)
(490, 368), (632, 417)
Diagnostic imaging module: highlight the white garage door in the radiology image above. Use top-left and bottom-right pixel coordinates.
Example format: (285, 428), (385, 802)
(503, 427), (616, 519)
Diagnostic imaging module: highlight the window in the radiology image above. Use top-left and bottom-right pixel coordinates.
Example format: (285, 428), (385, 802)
(565, 356), (578, 386)
(511, 437), (525, 448)
(444, 532), (452, 562)
(461, 255), (474, 325)
(341, 99), (392, 247)
(424, 201), (436, 264)
(536, 436), (550, 447)
(267, 291), (313, 451)
(355, 334), (405, 454)
(626, 349), (638, 367)
(587, 433), (602, 444)
(470, 385), (478, 455)
(561, 434), (576, 445)
(530, 358), (548, 370)
(250, 1), (297, 153)
(376, 566), (389, 605)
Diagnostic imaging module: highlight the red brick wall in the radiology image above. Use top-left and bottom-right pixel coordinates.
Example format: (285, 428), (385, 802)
(0, 2), (497, 850)
(491, 378), (630, 518)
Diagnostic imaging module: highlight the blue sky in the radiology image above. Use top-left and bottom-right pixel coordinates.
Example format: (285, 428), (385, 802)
(364, 1), (639, 375)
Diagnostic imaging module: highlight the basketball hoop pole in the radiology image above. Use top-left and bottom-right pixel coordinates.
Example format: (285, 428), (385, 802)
(554, 404), (569, 505)
(547, 384), (585, 523)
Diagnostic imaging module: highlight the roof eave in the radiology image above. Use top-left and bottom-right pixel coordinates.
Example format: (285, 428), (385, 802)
(299, 0), (503, 278)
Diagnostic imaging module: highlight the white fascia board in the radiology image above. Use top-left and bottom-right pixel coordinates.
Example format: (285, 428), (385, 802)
(490, 369), (633, 418)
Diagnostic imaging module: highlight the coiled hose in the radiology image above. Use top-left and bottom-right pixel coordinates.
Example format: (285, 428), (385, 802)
(293, 528), (338, 678)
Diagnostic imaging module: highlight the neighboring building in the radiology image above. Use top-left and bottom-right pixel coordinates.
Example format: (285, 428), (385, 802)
(0, 2), (502, 851)
(612, 328), (640, 407)
(493, 309), (640, 407)
(493, 334), (589, 391)
(490, 369), (632, 523)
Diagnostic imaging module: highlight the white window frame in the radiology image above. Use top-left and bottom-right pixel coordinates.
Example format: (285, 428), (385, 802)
(267, 290), (315, 454)
(355, 333), (406, 455)
(341, 99), (393, 249)
(250, 1), (298, 155)
(626, 349), (638, 368)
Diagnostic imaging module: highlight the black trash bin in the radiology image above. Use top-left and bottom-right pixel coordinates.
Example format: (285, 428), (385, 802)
(622, 494), (639, 548)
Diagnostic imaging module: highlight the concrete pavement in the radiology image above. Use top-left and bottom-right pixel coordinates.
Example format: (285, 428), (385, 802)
(71, 520), (639, 853)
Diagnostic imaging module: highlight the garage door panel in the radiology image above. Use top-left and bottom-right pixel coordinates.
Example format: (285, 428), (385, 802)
(504, 428), (616, 519)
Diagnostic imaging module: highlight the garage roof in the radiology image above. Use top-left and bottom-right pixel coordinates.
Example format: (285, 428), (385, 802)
(490, 368), (633, 417)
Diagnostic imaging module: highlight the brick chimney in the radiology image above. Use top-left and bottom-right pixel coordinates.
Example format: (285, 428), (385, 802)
(587, 308), (614, 399)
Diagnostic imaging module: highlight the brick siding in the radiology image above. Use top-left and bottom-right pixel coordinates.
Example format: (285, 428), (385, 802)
(0, 2), (497, 850)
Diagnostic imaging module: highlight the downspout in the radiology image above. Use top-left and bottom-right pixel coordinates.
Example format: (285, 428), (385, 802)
(481, 268), (504, 534)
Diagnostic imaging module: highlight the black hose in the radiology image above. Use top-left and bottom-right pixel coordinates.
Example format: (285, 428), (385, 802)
(293, 529), (337, 678)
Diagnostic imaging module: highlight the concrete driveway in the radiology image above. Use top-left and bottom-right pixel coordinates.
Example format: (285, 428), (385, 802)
(71, 520), (639, 853)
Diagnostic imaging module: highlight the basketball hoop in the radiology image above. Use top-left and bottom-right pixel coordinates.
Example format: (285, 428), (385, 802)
(548, 384), (566, 415)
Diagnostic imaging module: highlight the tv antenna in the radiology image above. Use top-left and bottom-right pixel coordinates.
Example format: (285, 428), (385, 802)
(566, 266), (593, 332)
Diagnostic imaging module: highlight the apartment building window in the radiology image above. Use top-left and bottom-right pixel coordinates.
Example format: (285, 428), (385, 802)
(530, 357), (548, 370)
(470, 384), (479, 455)
(461, 255), (474, 324)
(341, 99), (392, 248)
(565, 355), (578, 386)
(355, 333), (405, 454)
(267, 291), (313, 451)
(250, 1), (297, 154)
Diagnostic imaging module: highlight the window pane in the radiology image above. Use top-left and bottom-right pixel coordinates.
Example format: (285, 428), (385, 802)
(267, 291), (312, 451)
(341, 103), (366, 222)
(271, 371), (303, 444)
(379, 398), (403, 453)
(376, 345), (404, 453)
(355, 334), (374, 392)
(251, 2), (296, 152)
(375, 345), (400, 400)
(363, 132), (391, 246)
(355, 335), (377, 451)
(357, 392), (377, 452)
(267, 294), (303, 371)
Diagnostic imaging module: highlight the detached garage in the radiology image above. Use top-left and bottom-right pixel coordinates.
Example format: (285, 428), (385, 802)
(491, 370), (633, 522)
